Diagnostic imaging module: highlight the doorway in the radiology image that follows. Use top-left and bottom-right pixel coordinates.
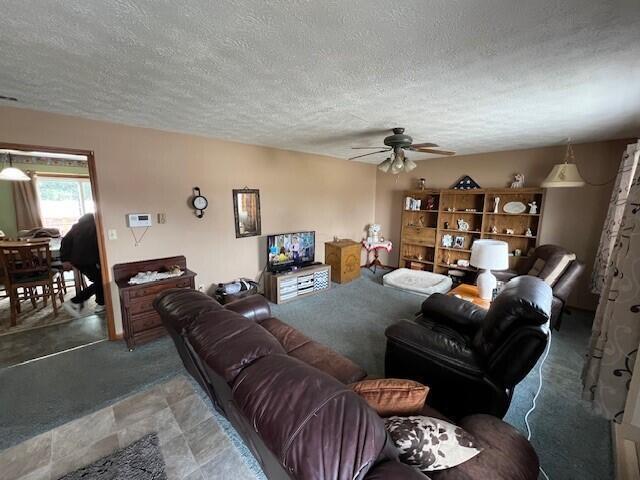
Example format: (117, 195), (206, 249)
(0, 144), (113, 368)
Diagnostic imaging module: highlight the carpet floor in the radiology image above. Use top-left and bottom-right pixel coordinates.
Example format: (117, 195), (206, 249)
(0, 269), (611, 479)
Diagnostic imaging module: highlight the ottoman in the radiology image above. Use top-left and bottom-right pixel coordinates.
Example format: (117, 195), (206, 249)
(383, 268), (453, 296)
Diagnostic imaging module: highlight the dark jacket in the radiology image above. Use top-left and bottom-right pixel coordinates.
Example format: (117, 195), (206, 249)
(60, 214), (99, 267)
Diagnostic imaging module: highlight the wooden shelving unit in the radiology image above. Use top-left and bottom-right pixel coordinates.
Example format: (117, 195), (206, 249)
(399, 188), (545, 278)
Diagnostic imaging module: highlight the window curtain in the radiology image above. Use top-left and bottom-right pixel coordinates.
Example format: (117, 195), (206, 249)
(582, 143), (640, 421)
(12, 171), (43, 231)
(591, 143), (639, 294)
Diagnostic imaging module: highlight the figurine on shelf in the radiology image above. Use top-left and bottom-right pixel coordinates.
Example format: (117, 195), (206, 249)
(490, 225), (498, 234)
(443, 221), (449, 229)
(425, 196), (436, 210)
(528, 201), (538, 215)
(418, 178), (427, 190)
(493, 196), (500, 213)
(514, 249), (522, 257)
(525, 228), (533, 237)
(505, 228), (515, 235)
(417, 216), (425, 227)
(457, 218), (470, 231)
(510, 173), (525, 188)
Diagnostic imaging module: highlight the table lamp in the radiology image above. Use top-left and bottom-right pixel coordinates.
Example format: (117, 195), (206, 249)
(470, 240), (509, 300)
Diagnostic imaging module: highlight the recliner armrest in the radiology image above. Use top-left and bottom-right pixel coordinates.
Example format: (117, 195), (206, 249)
(224, 294), (271, 322)
(420, 293), (487, 337)
(494, 270), (518, 283)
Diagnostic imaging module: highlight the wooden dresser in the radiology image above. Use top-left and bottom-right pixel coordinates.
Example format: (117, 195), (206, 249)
(114, 256), (196, 350)
(324, 239), (361, 284)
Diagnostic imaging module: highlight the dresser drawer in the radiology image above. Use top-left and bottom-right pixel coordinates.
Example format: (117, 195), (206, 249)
(128, 296), (156, 315)
(131, 311), (162, 332)
(127, 278), (192, 299)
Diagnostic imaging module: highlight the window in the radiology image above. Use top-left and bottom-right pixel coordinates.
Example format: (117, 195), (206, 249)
(36, 175), (94, 235)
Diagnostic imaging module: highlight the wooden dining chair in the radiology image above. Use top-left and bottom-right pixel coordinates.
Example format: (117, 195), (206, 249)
(0, 243), (63, 327)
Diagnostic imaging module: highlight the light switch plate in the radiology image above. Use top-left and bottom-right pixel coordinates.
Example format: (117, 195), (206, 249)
(108, 229), (118, 240)
(157, 213), (166, 224)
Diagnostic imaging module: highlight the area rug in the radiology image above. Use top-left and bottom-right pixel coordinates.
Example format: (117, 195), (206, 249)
(58, 434), (166, 480)
(0, 293), (97, 336)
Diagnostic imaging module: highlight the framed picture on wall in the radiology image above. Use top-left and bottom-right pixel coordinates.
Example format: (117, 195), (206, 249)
(233, 188), (261, 238)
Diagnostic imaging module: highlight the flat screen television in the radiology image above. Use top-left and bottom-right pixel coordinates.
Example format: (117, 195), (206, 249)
(267, 231), (315, 272)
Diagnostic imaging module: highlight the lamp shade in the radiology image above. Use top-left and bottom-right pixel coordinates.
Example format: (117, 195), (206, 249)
(378, 158), (392, 173)
(470, 240), (509, 270)
(0, 166), (30, 181)
(541, 163), (585, 188)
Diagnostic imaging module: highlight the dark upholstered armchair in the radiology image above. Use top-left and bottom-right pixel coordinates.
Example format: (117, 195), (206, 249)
(385, 276), (552, 419)
(494, 244), (584, 329)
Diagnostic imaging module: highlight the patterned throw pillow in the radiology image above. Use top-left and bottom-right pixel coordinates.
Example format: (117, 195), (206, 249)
(385, 416), (482, 471)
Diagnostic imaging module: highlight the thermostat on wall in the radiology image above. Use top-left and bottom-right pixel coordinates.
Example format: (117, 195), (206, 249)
(126, 213), (152, 228)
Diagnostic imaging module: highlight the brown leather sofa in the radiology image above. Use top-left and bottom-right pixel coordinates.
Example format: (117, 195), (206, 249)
(154, 289), (539, 479)
(493, 244), (584, 329)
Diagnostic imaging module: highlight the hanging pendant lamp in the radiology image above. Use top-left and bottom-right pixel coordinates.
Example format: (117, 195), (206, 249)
(541, 140), (585, 188)
(0, 154), (30, 181)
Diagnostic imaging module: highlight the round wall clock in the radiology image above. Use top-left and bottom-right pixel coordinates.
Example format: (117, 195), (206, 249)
(192, 187), (208, 218)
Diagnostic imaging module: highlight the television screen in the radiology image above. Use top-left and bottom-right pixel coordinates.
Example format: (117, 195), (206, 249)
(267, 231), (315, 271)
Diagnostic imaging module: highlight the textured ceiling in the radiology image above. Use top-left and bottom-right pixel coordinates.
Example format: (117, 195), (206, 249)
(1, 0), (639, 163)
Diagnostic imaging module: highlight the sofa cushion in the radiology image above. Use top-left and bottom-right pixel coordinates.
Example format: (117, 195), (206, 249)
(350, 379), (429, 417)
(260, 317), (367, 384)
(154, 289), (223, 333)
(187, 310), (285, 384)
(428, 414), (539, 480)
(232, 354), (390, 480)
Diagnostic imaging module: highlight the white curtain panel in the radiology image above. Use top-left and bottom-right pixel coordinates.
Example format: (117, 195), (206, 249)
(591, 143), (639, 294)
(582, 142), (640, 421)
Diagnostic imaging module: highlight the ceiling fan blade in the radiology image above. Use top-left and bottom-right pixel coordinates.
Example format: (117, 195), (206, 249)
(408, 143), (439, 149)
(411, 148), (456, 156)
(351, 146), (389, 150)
(348, 149), (392, 160)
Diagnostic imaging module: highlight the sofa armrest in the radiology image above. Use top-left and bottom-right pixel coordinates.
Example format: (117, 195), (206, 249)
(493, 270), (518, 283)
(420, 293), (487, 337)
(552, 260), (584, 302)
(224, 294), (271, 322)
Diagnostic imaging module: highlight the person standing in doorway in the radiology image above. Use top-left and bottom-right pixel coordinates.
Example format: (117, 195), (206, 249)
(60, 213), (104, 316)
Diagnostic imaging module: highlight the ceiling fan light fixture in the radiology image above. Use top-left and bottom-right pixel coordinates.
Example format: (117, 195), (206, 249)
(390, 155), (405, 174)
(403, 158), (417, 172)
(378, 158), (392, 173)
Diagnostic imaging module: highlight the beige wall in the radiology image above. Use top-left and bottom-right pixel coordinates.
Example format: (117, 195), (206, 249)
(374, 139), (632, 310)
(1, 104), (631, 327)
(0, 106), (377, 334)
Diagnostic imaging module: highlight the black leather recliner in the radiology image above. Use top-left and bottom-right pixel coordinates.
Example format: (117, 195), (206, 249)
(384, 276), (552, 420)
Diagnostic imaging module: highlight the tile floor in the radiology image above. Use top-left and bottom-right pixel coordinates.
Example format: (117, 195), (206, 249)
(0, 315), (107, 368)
(0, 375), (257, 480)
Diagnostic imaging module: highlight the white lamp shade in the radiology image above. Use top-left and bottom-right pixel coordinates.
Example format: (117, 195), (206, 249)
(470, 240), (509, 270)
(0, 166), (30, 181)
(541, 163), (585, 188)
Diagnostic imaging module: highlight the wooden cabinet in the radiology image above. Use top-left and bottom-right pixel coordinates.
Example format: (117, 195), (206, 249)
(324, 239), (361, 284)
(114, 256), (196, 350)
(400, 188), (545, 279)
(265, 264), (331, 304)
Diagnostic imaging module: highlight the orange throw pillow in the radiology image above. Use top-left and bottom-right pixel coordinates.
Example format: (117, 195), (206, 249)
(350, 378), (429, 416)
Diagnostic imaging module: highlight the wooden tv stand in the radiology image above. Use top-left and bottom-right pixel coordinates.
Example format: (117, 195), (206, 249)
(264, 264), (331, 304)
